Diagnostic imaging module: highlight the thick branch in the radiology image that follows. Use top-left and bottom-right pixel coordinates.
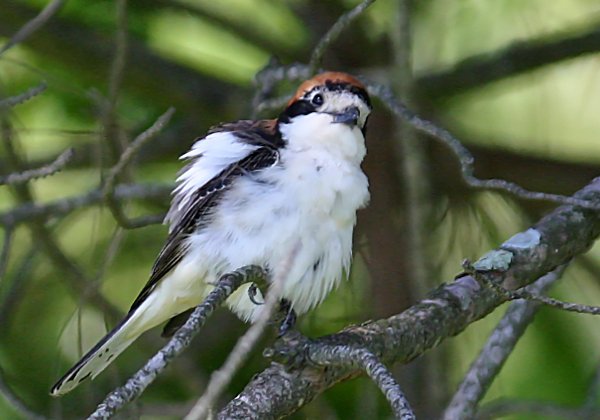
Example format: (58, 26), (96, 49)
(219, 177), (600, 418)
(443, 266), (566, 419)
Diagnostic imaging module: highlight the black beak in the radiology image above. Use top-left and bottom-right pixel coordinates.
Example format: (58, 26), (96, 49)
(332, 106), (360, 126)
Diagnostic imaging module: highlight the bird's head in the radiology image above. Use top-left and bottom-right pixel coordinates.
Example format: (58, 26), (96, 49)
(279, 72), (372, 133)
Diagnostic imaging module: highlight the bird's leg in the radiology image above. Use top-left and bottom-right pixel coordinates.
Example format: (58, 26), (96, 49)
(277, 299), (297, 337)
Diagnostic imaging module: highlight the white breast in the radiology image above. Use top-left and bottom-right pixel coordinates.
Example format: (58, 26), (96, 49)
(179, 113), (369, 321)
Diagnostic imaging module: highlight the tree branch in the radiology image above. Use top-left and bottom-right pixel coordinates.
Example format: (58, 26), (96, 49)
(0, 83), (47, 108)
(219, 177), (600, 418)
(0, 148), (73, 186)
(0, 183), (171, 227)
(88, 266), (267, 420)
(443, 265), (567, 419)
(308, 345), (415, 420)
(0, 0), (65, 56)
(102, 107), (175, 229)
(366, 81), (600, 211)
(184, 246), (298, 420)
(308, 0), (376, 73)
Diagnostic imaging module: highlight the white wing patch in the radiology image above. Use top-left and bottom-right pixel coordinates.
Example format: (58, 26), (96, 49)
(164, 131), (260, 232)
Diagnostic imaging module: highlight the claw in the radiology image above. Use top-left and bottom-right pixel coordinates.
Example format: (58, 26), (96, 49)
(278, 299), (297, 337)
(248, 283), (264, 305)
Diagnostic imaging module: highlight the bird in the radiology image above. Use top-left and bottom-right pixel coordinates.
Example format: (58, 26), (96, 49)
(50, 71), (373, 396)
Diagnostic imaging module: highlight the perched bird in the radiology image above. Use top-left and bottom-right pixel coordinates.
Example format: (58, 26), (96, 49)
(51, 71), (372, 396)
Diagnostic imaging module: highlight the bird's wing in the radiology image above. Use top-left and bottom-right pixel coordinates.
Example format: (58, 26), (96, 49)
(128, 120), (282, 313)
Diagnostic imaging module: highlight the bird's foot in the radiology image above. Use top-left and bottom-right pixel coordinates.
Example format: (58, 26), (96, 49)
(247, 282), (264, 305)
(277, 299), (297, 337)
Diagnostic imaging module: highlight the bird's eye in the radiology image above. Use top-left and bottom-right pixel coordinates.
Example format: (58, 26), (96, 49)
(311, 94), (324, 106)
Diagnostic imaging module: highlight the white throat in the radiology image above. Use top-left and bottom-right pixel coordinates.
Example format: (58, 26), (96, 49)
(279, 113), (366, 165)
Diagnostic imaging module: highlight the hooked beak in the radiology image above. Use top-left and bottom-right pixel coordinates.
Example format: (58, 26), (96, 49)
(332, 106), (360, 126)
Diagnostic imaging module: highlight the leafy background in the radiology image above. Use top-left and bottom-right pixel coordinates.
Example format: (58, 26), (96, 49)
(1, 0), (600, 418)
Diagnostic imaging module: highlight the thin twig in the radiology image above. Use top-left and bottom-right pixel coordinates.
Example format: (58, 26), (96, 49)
(254, 69), (600, 211)
(464, 261), (600, 316)
(102, 107), (175, 229)
(0, 0), (65, 56)
(0, 83), (47, 108)
(87, 266), (267, 420)
(0, 183), (171, 227)
(184, 245), (299, 420)
(513, 289), (600, 315)
(0, 148), (74, 186)
(1, 117), (123, 321)
(366, 81), (600, 211)
(103, 109), (175, 195)
(254, 63), (310, 115)
(443, 266), (566, 420)
(310, 346), (415, 420)
(308, 0), (376, 73)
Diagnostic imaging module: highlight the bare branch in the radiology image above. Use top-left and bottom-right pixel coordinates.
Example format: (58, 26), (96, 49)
(366, 81), (600, 211)
(308, 0), (376, 73)
(88, 266), (267, 420)
(0, 0), (65, 56)
(309, 345), (415, 419)
(443, 266), (567, 419)
(464, 261), (600, 316)
(220, 177), (600, 418)
(0, 83), (47, 108)
(101, 107), (175, 229)
(0, 148), (73, 186)
(253, 63), (310, 116)
(1, 118), (122, 321)
(185, 245), (298, 420)
(0, 183), (171, 227)
(512, 289), (600, 315)
(253, 69), (600, 212)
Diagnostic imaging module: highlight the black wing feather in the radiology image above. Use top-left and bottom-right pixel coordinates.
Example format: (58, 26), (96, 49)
(128, 127), (281, 313)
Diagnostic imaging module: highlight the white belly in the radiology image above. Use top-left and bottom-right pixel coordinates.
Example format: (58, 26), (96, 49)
(181, 140), (369, 321)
